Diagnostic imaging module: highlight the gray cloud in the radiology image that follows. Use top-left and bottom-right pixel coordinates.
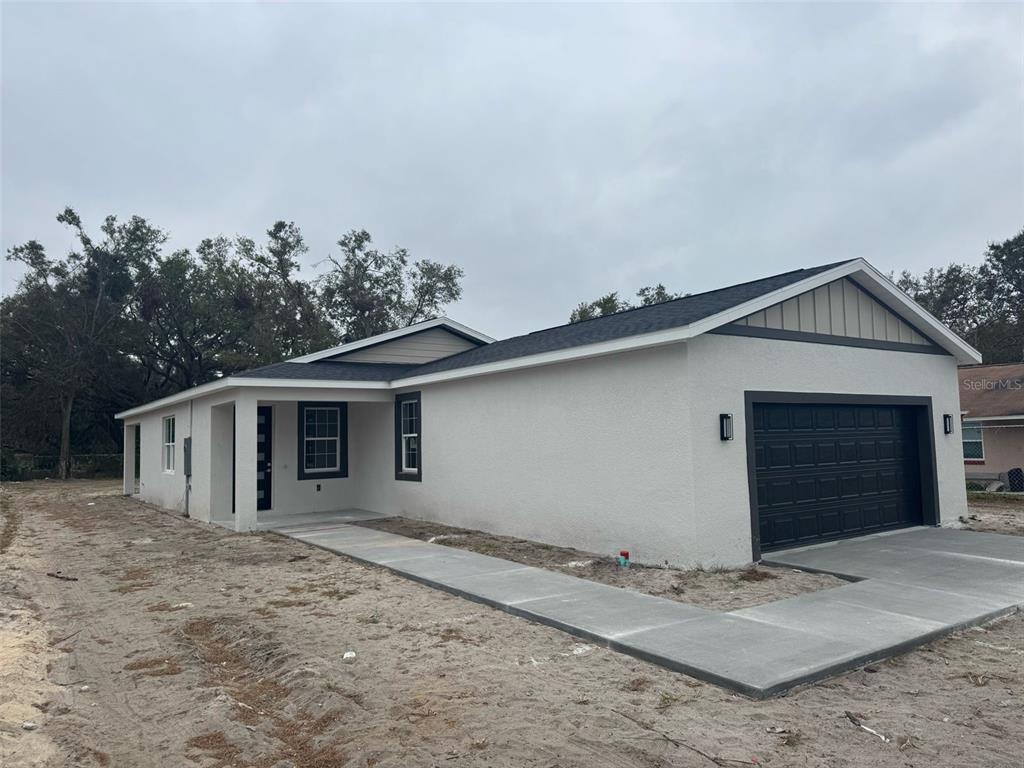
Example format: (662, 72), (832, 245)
(2, 3), (1021, 338)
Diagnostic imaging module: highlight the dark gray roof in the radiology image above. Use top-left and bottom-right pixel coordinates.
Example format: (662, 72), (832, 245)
(406, 261), (852, 378)
(232, 261), (851, 384)
(233, 361), (417, 381)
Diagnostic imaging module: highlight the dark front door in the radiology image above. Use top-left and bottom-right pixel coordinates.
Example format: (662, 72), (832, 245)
(133, 424), (141, 494)
(256, 406), (273, 511)
(752, 402), (923, 552)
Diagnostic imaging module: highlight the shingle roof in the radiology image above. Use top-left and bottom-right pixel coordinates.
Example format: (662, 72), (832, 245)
(230, 261), (851, 384)
(958, 363), (1024, 419)
(233, 361), (417, 382)
(406, 260), (852, 378)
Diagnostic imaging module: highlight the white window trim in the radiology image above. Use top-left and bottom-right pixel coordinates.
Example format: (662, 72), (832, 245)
(303, 407), (341, 474)
(162, 416), (176, 473)
(962, 420), (985, 461)
(400, 400), (419, 473)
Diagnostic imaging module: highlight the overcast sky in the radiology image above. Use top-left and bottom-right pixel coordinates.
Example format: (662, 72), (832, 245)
(2, 3), (1021, 339)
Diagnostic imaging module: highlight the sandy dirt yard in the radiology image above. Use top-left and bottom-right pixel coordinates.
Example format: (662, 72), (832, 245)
(1, 481), (1021, 768)
(961, 493), (1024, 537)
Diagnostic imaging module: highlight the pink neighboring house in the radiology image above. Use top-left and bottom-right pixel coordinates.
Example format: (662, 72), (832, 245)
(958, 362), (1024, 489)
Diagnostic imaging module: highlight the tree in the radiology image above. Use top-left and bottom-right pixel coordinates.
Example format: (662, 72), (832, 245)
(317, 230), (464, 341)
(569, 284), (682, 323)
(128, 223), (338, 394)
(1, 212), (468, 475)
(978, 228), (1024, 363)
(896, 228), (1023, 363)
(2, 209), (163, 477)
(895, 264), (981, 339)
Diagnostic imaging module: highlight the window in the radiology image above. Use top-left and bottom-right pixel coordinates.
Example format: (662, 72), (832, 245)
(395, 392), (421, 481)
(962, 421), (984, 461)
(162, 416), (175, 472)
(297, 402), (347, 480)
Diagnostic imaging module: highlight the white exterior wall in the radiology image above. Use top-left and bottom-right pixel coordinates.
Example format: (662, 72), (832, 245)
(352, 345), (697, 566)
(126, 334), (966, 567)
(258, 401), (358, 514)
(130, 385), (390, 530)
(348, 336), (964, 568)
(132, 402), (192, 514)
(684, 333), (967, 565)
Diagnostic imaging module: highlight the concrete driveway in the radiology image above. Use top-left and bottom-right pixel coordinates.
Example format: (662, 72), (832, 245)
(270, 515), (1023, 698)
(763, 526), (1024, 605)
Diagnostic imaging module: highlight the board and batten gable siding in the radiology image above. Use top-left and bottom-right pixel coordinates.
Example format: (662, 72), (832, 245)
(731, 278), (933, 347)
(328, 328), (480, 364)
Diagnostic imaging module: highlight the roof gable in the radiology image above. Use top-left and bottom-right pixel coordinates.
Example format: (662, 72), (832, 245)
(117, 258), (983, 420)
(325, 326), (481, 364)
(290, 317), (493, 364)
(403, 261), (851, 379)
(726, 277), (940, 349)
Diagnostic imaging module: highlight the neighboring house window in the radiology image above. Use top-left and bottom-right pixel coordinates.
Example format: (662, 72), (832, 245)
(395, 392), (422, 481)
(162, 416), (175, 472)
(297, 402), (348, 480)
(962, 421), (984, 461)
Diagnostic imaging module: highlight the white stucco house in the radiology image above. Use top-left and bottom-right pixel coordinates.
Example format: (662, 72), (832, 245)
(116, 259), (981, 566)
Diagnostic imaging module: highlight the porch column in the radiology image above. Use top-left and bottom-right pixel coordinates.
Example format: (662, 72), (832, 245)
(233, 393), (259, 532)
(122, 423), (136, 496)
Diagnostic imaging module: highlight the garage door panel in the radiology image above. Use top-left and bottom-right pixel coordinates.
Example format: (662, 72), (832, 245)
(858, 440), (877, 461)
(766, 444), (790, 469)
(754, 402), (923, 551)
(817, 509), (840, 535)
(837, 407), (857, 428)
(813, 407), (835, 429)
(794, 478), (817, 503)
(837, 441), (858, 463)
(792, 443), (815, 466)
(815, 442), (837, 464)
(792, 408), (814, 430)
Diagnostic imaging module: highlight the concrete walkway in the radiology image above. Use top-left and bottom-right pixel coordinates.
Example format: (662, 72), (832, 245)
(268, 513), (1024, 698)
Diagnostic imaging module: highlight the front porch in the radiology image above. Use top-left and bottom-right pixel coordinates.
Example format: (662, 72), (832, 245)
(254, 508), (388, 532)
(159, 383), (412, 532)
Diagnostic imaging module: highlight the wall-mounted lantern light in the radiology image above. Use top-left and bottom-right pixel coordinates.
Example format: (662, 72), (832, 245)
(943, 414), (954, 435)
(720, 413), (734, 441)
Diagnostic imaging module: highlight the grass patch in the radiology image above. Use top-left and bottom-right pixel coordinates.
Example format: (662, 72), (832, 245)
(968, 491), (1024, 507)
(124, 657), (183, 676)
(736, 567), (779, 582)
(267, 599), (311, 608)
(0, 490), (21, 554)
(186, 731), (243, 767)
(624, 677), (652, 692)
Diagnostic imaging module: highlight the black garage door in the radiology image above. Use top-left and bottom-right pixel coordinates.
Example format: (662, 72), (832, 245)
(752, 402), (923, 552)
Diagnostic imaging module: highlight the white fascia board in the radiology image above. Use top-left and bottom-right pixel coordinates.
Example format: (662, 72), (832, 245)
(684, 258), (981, 364)
(115, 379), (238, 420)
(392, 325), (698, 388)
(114, 377), (390, 420)
(391, 262), (861, 388)
(391, 258), (982, 388)
(680, 260), (863, 338)
(289, 317), (495, 363)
